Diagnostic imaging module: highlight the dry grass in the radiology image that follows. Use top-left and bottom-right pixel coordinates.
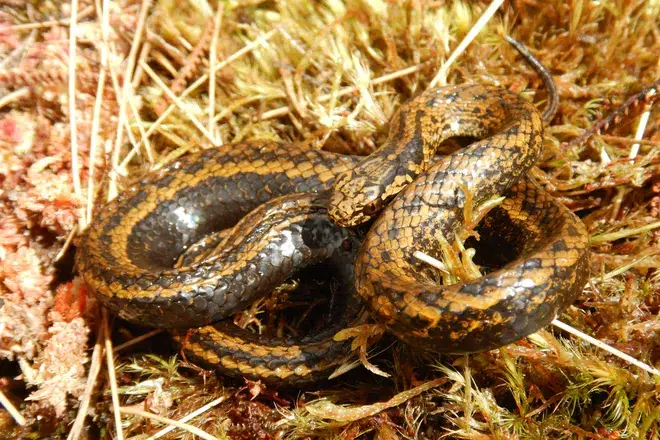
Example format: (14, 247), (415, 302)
(0, 0), (658, 439)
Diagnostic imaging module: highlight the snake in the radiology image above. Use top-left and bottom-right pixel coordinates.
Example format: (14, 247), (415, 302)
(75, 38), (590, 385)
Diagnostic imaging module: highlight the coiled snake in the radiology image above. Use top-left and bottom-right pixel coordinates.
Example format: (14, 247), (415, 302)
(76, 39), (590, 385)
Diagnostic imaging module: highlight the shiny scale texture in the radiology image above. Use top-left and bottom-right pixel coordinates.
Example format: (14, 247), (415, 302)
(77, 85), (590, 385)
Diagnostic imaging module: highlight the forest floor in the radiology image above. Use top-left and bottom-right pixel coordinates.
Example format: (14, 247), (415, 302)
(0, 1), (658, 439)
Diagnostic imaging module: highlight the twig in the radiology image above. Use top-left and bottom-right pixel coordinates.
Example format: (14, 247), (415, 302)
(125, 81), (153, 162)
(69, 0), (83, 228)
(103, 310), (124, 440)
(590, 220), (660, 244)
(119, 406), (219, 440)
(628, 105), (652, 160)
(428, 0), (505, 88)
(5, 6), (94, 31)
(106, 45), (140, 185)
(132, 40), (152, 90)
(54, 225), (78, 262)
(0, 87), (29, 109)
(113, 329), (164, 353)
(565, 78), (660, 149)
(0, 389), (25, 426)
(600, 134), (660, 147)
(147, 396), (227, 440)
(0, 29), (36, 70)
(109, 0), (152, 199)
(550, 319), (659, 376)
(67, 318), (105, 440)
(86, 0), (111, 228)
(595, 253), (655, 282)
(462, 354), (473, 434)
(140, 61), (219, 146)
(85, 71), (105, 227)
(116, 29), (278, 173)
(413, 250), (449, 274)
(208, 3), (224, 143)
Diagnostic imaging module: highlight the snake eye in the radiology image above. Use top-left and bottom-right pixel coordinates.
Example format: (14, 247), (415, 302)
(341, 238), (353, 251)
(363, 203), (379, 216)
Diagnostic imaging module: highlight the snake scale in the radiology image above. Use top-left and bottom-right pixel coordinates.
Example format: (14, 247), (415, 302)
(76, 39), (590, 385)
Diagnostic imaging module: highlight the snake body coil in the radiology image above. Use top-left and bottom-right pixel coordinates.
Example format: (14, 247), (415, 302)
(76, 145), (364, 384)
(78, 144), (360, 328)
(330, 85), (590, 353)
(77, 66), (590, 386)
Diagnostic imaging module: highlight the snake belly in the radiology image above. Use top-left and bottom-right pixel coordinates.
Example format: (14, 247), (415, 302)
(329, 84), (590, 353)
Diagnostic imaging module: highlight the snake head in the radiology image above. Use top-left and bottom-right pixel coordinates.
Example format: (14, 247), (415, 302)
(329, 154), (417, 227)
(329, 173), (383, 227)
